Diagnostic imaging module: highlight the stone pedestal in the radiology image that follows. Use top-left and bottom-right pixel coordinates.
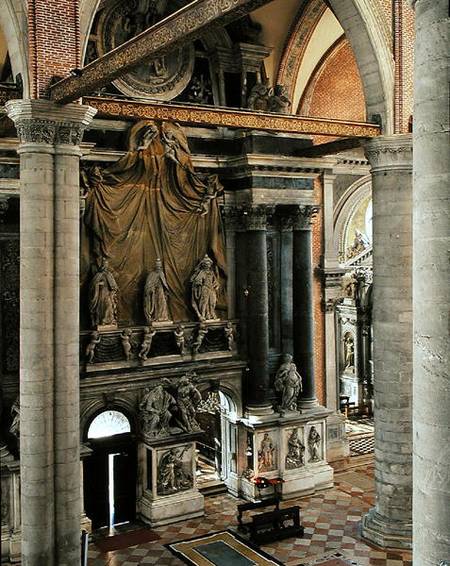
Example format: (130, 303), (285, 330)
(137, 436), (204, 527)
(411, 1), (450, 564)
(5, 99), (96, 566)
(239, 409), (333, 501)
(361, 135), (412, 549)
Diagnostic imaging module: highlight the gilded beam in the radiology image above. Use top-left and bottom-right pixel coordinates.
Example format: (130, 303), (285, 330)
(50, 0), (276, 104)
(83, 97), (381, 138)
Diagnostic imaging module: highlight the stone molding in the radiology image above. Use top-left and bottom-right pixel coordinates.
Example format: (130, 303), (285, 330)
(5, 99), (97, 146)
(364, 134), (412, 173)
(292, 205), (320, 230)
(243, 205), (275, 231)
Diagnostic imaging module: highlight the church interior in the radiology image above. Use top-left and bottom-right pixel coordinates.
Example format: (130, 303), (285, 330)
(0, 1), (448, 565)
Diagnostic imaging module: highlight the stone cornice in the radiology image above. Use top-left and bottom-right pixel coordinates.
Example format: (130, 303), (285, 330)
(364, 134), (412, 173)
(5, 99), (97, 146)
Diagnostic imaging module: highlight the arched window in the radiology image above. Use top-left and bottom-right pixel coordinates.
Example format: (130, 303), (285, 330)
(87, 410), (131, 439)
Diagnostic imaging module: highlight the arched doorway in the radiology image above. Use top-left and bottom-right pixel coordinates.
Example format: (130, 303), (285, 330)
(196, 390), (238, 492)
(84, 409), (137, 530)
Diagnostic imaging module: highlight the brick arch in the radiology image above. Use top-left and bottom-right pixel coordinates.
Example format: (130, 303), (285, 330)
(0, 0), (29, 95)
(298, 36), (366, 122)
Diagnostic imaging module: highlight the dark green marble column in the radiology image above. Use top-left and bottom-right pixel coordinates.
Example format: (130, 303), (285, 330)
(244, 205), (273, 416)
(293, 205), (319, 409)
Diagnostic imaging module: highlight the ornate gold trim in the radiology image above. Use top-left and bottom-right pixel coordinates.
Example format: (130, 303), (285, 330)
(83, 96), (381, 138)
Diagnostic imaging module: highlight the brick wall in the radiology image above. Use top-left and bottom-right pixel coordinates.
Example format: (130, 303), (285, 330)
(29, 0), (80, 98)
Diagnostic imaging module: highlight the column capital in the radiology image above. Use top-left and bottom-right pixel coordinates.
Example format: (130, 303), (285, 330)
(5, 99), (97, 147)
(365, 134), (412, 173)
(221, 206), (245, 232)
(292, 205), (320, 230)
(242, 204), (275, 231)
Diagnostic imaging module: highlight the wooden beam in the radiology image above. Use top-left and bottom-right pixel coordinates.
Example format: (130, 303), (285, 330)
(82, 97), (381, 138)
(50, 0), (276, 104)
(297, 137), (367, 156)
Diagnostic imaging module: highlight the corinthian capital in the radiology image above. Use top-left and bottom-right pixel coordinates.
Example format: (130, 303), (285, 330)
(243, 205), (275, 231)
(292, 205), (320, 230)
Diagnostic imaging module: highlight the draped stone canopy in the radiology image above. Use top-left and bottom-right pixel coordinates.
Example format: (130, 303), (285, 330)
(81, 120), (227, 326)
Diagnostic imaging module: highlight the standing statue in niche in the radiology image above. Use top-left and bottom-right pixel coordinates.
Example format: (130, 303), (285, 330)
(274, 354), (303, 413)
(341, 270), (358, 299)
(89, 258), (119, 328)
(190, 255), (220, 321)
(175, 372), (202, 433)
(286, 428), (305, 469)
(224, 321), (235, 351)
(308, 426), (321, 462)
(258, 432), (275, 471)
(344, 335), (355, 371)
(85, 331), (101, 363)
(139, 326), (157, 360)
(143, 258), (171, 324)
(139, 379), (176, 437)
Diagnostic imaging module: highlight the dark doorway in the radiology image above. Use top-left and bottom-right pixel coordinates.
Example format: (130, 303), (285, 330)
(84, 411), (136, 531)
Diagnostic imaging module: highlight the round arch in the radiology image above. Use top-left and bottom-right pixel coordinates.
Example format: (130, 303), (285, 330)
(0, 0), (29, 96)
(80, 397), (138, 442)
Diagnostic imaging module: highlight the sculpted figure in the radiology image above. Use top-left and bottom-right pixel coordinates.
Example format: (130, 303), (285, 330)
(139, 379), (176, 437)
(89, 258), (119, 328)
(344, 335), (355, 370)
(121, 328), (133, 360)
(9, 397), (20, 441)
(247, 78), (271, 111)
(192, 324), (208, 355)
(224, 322), (234, 351)
(139, 326), (156, 360)
(274, 354), (302, 412)
(258, 432), (275, 471)
(175, 372), (202, 433)
(341, 270), (358, 299)
(268, 84), (291, 114)
(286, 428), (305, 469)
(308, 426), (321, 462)
(86, 331), (101, 363)
(174, 324), (186, 355)
(345, 229), (370, 260)
(143, 258), (171, 324)
(157, 446), (192, 494)
(190, 255), (220, 321)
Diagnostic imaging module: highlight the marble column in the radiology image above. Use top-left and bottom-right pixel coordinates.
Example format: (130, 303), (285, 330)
(361, 134), (412, 549)
(293, 205), (319, 409)
(244, 205), (273, 416)
(278, 211), (294, 355)
(5, 100), (96, 566)
(411, 1), (450, 564)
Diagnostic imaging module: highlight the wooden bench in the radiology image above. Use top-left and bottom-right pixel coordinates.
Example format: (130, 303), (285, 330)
(248, 505), (304, 545)
(237, 497), (279, 530)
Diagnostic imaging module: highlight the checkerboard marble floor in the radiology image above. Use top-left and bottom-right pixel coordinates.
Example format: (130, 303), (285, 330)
(88, 463), (412, 566)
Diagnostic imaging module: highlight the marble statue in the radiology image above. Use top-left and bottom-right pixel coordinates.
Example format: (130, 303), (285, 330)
(139, 326), (156, 360)
(174, 324), (186, 355)
(85, 331), (101, 363)
(258, 432), (275, 471)
(308, 426), (321, 462)
(143, 258), (171, 324)
(247, 79), (271, 111)
(274, 354), (302, 412)
(139, 379), (176, 437)
(341, 270), (358, 299)
(344, 334), (355, 370)
(192, 324), (208, 355)
(190, 255), (220, 321)
(121, 328), (133, 360)
(9, 397), (19, 441)
(224, 321), (235, 351)
(268, 84), (291, 114)
(89, 258), (119, 328)
(157, 446), (192, 495)
(285, 428), (305, 469)
(175, 372), (202, 433)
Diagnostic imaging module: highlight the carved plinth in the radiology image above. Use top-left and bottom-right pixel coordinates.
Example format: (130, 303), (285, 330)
(137, 435), (204, 527)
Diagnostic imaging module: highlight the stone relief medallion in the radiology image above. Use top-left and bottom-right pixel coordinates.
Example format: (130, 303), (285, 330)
(97, 0), (195, 100)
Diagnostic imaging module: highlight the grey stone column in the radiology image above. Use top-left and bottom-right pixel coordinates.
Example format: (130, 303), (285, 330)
(293, 205), (319, 409)
(278, 212), (294, 355)
(411, 1), (450, 564)
(5, 100), (96, 566)
(361, 134), (412, 549)
(244, 205), (273, 416)
(222, 207), (242, 319)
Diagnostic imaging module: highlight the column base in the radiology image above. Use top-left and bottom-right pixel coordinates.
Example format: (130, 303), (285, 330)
(361, 509), (412, 549)
(299, 397), (319, 410)
(245, 404), (274, 419)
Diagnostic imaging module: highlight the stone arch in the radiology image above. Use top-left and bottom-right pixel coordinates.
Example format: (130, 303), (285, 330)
(0, 0), (29, 96)
(80, 397), (138, 442)
(79, 0), (103, 65)
(333, 175), (372, 261)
